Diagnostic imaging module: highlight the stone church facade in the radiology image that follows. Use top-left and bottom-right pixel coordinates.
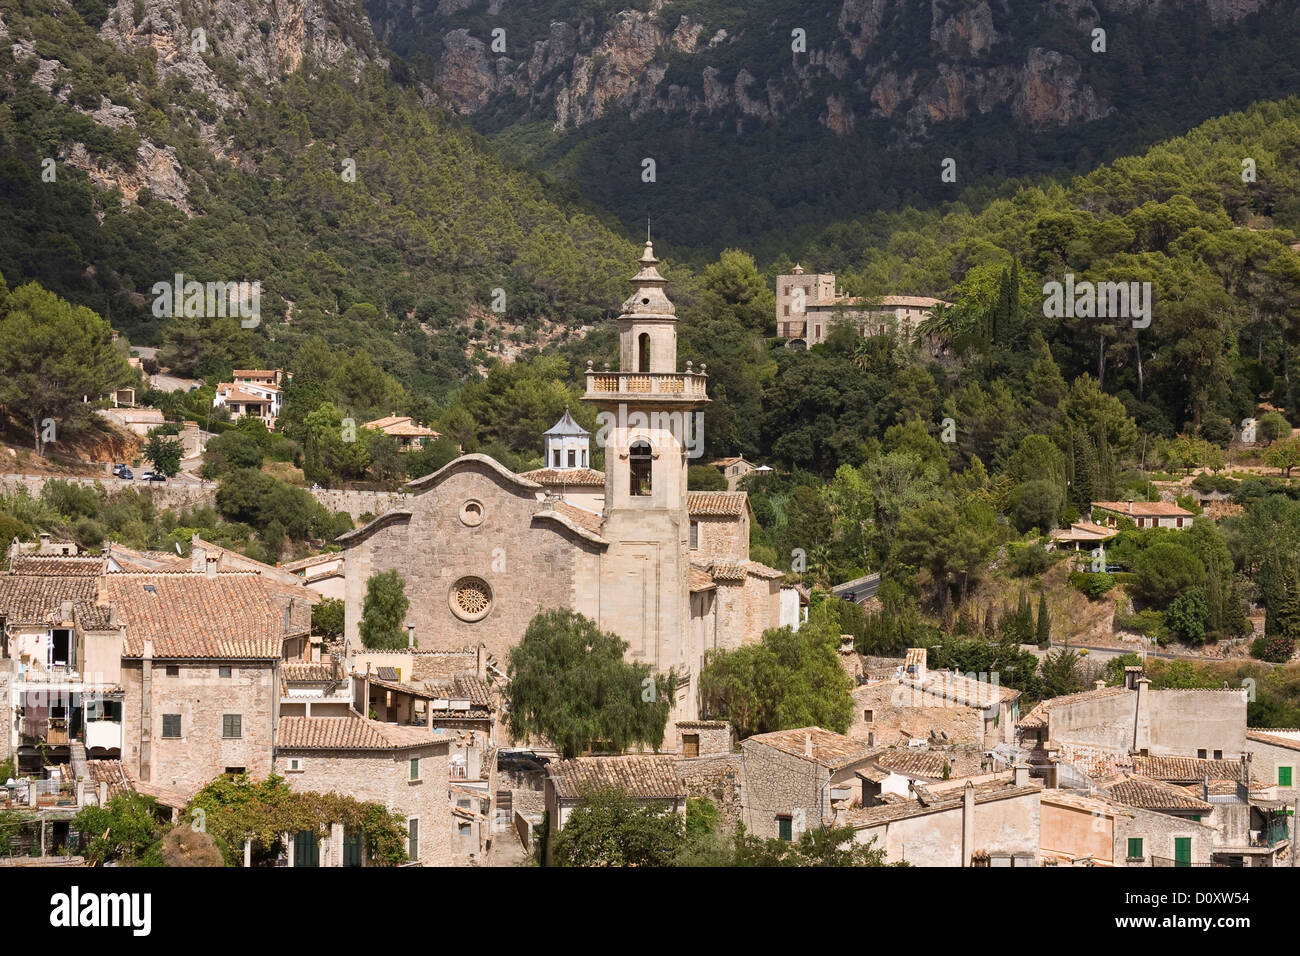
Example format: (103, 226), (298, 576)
(338, 241), (782, 723)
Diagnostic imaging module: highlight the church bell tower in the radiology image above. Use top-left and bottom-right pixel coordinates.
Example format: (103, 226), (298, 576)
(583, 239), (709, 717)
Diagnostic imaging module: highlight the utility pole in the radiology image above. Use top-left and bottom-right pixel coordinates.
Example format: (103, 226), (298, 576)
(1291, 796), (1297, 867)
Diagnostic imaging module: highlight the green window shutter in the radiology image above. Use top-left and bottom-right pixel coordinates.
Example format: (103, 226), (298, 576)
(778, 816), (793, 841)
(410, 757), (419, 780)
(1280, 766), (1293, 787)
(1127, 837), (1143, 859)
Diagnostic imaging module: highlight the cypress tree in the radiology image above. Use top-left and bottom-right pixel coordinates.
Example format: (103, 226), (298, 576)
(1037, 592), (1051, 648)
(1072, 427), (1099, 507)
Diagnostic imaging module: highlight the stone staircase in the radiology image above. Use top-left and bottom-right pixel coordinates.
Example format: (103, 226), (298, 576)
(69, 740), (88, 782)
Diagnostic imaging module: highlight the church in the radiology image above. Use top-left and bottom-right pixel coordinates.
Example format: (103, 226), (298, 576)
(337, 241), (784, 721)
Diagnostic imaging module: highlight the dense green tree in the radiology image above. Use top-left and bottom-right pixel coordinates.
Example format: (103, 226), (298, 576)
(0, 277), (132, 452)
(143, 432), (184, 477)
(699, 611), (853, 738)
(312, 597), (345, 640)
(358, 570), (410, 651)
(549, 786), (684, 867)
(1132, 541), (1206, 607)
(507, 609), (673, 759)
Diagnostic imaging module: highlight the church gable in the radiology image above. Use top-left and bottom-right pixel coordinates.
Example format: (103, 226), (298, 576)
(342, 455), (590, 666)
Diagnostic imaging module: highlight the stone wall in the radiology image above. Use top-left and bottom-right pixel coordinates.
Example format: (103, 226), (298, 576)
(120, 660), (275, 796)
(849, 681), (983, 747)
(678, 753), (744, 833)
(343, 463), (595, 669)
(276, 741), (452, 867)
(855, 788), (1041, 866)
(1112, 804), (1215, 866)
(1146, 688), (1247, 756)
(0, 475), (404, 521)
(692, 512), (748, 563)
(740, 740), (831, 840)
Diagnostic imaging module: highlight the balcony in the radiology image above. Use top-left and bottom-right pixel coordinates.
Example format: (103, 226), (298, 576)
(584, 363), (709, 403)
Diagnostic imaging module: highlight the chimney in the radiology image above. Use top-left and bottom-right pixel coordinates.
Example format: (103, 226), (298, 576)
(407, 623), (415, 649)
(1124, 665), (1143, 690)
(804, 732), (813, 760)
(961, 781), (976, 866)
(1013, 762), (1029, 787)
(283, 604), (292, 635)
(1094, 679), (1107, 691)
(205, 553), (218, 578)
(1127, 501), (1133, 514)
(1133, 677), (1151, 753)
(39, 532), (51, 553)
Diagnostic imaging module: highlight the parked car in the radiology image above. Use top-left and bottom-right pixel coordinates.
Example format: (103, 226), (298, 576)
(111, 463), (127, 476)
(143, 472), (166, 482)
(118, 467), (133, 480)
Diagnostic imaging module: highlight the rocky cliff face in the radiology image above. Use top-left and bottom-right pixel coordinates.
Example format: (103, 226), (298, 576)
(388, 0), (1268, 138)
(5, 0), (386, 214)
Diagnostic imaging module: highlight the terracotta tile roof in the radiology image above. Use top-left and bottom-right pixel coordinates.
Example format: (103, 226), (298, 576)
(745, 727), (875, 770)
(86, 760), (130, 801)
(232, 370), (280, 379)
(676, 720), (730, 729)
(425, 674), (494, 707)
(107, 572), (302, 659)
(846, 779), (1039, 827)
(874, 749), (951, 778)
(1018, 686), (1131, 730)
(278, 714), (447, 751)
(549, 501), (602, 535)
(517, 467), (606, 487)
(687, 491), (748, 517)
(708, 562), (747, 582)
(910, 670), (1020, 706)
(689, 566), (716, 592)
(1092, 500), (1194, 517)
(1098, 773), (1212, 811)
(1131, 755), (1250, 783)
(1246, 729), (1300, 752)
(364, 416), (439, 438)
(879, 295), (949, 308)
(742, 560), (785, 580)
(8, 555), (103, 576)
(548, 754), (685, 800)
(283, 661), (340, 684)
(0, 573), (102, 626)
(278, 552), (342, 573)
(218, 386), (274, 404)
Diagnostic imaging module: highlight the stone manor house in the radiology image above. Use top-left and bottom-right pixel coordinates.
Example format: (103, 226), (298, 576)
(338, 241), (785, 724)
(775, 265), (950, 348)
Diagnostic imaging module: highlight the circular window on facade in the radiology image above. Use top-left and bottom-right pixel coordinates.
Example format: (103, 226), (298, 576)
(459, 499), (484, 527)
(450, 576), (493, 623)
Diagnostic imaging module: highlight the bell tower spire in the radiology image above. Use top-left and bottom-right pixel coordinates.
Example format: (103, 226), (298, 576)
(619, 239), (678, 373)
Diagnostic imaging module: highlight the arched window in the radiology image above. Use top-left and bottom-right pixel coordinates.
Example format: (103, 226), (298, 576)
(629, 441), (652, 496)
(637, 332), (650, 372)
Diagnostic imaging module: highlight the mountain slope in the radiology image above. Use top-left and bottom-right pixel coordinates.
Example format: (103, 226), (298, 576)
(0, 0), (639, 400)
(367, 0), (1300, 252)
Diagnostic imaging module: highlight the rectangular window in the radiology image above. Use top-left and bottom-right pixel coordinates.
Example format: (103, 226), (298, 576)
(689, 521), (699, 549)
(162, 714), (181, 738)
(777, 816), (793, 842)
(288, 758), (302, 771)
(219, 666), (232, 678)
(683, 734), (699, 758)
(222, 714), (242, 738)
(224, 767), (245, 776)
(864, 709), (874, 723)
(1280, 766), (1293, 787)
(1127, 838), (1143, 860)
(408, 819), (419, 860)
(410, 758), (420, 781)
(552, 450), (560, 467)
(1197, 749), (1207, 759)
(1213, 750), (1222, 760)
(165, 665), (179, 677)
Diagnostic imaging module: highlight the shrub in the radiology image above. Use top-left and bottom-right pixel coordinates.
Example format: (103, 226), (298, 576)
(1252, 634), (1296, 663)
(1069, 571), (1116, 599)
